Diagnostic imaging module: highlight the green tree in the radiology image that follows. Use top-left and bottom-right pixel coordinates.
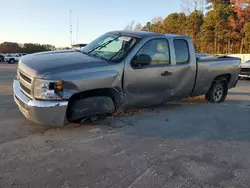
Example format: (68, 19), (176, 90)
(199, 11), (215, 53)
(200, 0), (232, 53)
(150, 23), (165, 33)
(0, 42), (21, 53)
(0, 42), (56, 54)
(125, 0), (249, 54)
(162, 13), (187, 34)
(244, 22), (250, 52)
(141, 22), (152, 31)
(186, 10), (204, 51)
(230, 0), (250, 53)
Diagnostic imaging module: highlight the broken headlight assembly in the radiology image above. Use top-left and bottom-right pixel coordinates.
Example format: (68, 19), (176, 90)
(34, 79), (63, 100)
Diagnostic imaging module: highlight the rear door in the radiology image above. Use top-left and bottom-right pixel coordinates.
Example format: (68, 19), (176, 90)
(166, 38), (197, 100)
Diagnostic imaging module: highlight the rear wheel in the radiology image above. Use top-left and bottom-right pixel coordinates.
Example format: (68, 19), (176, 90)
(205, 80), (228, 103)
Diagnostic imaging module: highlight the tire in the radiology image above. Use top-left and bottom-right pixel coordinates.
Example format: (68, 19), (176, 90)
(9, 59), (15, 64)
(67, 96), (115, 123)
(205, 80), (228, 103)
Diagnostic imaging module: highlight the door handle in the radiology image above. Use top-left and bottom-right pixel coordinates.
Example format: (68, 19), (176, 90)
(161, 71), (172, 76)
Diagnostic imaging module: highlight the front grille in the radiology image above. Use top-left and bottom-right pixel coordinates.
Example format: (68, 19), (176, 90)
(19, 71), (32, 83)
(240, 68), (250, 75)
(20, 82), (31, 95)
(241, 68), (250, 73)
(18, 69), (33, 98)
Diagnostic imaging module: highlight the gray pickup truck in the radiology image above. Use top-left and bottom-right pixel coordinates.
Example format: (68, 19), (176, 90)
(13, 30), (241, 126)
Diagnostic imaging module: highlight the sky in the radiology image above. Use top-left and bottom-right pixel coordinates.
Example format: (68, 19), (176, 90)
(0, 0), (182, 47)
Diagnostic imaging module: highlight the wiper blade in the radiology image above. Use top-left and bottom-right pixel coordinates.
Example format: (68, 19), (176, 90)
(87, 35), (121, 54)
(107, 48), (123, 62)
(79, 50), (88, 55)
(89, 52), (108, 61)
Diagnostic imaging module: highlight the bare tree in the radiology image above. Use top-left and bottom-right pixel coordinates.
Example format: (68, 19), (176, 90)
(124, 21), (135, 30)
(181, 0), (205, 14)
(151, 17), (163, 24)
(124, 21), (142, 31)
(134, 23), (142, 31)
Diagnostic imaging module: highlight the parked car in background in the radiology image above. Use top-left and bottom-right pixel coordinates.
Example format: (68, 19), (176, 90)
(72, 43), (88, 50)
(4, 54), (20, 64)
(17, 53), (28, 57)
(13, 30), (241, 126)
(0, 54), (4, 62)
(239, 59), (250, 79)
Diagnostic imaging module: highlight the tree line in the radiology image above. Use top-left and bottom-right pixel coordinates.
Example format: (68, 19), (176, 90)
(126, 0), (250, 54)
(0, 42), (57, 54)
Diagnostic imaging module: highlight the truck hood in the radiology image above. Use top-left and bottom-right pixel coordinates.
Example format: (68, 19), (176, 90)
(18, 50), (109, 78)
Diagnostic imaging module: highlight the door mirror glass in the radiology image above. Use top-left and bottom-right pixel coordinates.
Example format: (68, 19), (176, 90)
(132, 54), (152, 66)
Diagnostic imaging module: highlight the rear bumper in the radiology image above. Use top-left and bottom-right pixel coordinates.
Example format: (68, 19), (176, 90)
(13, 79), (68, 126)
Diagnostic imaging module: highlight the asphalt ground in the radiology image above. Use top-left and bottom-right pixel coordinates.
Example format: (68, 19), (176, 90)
(1, 63), (250, 188)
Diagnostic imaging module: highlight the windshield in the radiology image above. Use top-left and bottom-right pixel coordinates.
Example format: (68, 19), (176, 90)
(81, 33), (138, 62)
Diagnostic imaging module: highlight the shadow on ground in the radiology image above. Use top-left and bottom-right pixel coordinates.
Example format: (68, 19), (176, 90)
(228, 92), (250, 96)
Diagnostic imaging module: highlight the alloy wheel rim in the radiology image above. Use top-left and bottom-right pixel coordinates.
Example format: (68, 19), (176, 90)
(213, 84), (223, 102)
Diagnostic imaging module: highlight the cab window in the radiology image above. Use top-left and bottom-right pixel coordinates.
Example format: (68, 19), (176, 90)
(136, 39), (170, 66)
(173, 39), (189, 64)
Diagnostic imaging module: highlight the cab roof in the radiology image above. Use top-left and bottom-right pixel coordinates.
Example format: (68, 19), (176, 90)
(108, 30), (188, 39)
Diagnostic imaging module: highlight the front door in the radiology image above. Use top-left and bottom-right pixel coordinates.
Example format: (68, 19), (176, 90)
(123, 38), (175, 107)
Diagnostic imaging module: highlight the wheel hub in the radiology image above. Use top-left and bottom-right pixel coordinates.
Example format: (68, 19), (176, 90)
(213, 85), (223, 102)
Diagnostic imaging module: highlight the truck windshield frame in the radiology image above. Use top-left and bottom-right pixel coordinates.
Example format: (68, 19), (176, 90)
(81, 33), (139, 62)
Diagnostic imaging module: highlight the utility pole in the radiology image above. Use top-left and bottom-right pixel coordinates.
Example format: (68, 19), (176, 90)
(70, 10), (72, 46)
(76, 15), (78, 44)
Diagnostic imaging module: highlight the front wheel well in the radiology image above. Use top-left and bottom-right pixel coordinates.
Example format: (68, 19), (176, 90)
(67, 88), (121, 109)
(66, 88), (124, 121)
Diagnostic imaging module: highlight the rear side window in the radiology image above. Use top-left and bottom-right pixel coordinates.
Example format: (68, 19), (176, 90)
(173, 39), (189, 64)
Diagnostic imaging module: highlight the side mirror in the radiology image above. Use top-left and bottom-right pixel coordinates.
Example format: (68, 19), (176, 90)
(132, 54), (152, 67)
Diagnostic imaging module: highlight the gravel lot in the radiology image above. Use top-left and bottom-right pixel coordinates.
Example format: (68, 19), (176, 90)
(0, 64), (250, 188)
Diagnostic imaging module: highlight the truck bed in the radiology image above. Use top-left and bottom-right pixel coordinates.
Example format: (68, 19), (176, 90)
(191, 55), (241, 97)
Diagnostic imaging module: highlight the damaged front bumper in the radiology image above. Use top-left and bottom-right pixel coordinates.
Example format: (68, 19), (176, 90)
(13, 79), (68, 126)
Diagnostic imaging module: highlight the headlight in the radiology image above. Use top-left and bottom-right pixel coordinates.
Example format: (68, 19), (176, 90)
(34, 79), (63, 100)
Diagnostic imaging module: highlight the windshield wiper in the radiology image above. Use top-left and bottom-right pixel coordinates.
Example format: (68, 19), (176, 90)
(87, 35), (121, 54)
(108, 39), (133, 62)
(90, 52), (108, 61)
(108, 48), (123, 62)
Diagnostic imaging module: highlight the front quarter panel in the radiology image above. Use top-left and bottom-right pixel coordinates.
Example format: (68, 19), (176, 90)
(42, 63), (124, 100)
